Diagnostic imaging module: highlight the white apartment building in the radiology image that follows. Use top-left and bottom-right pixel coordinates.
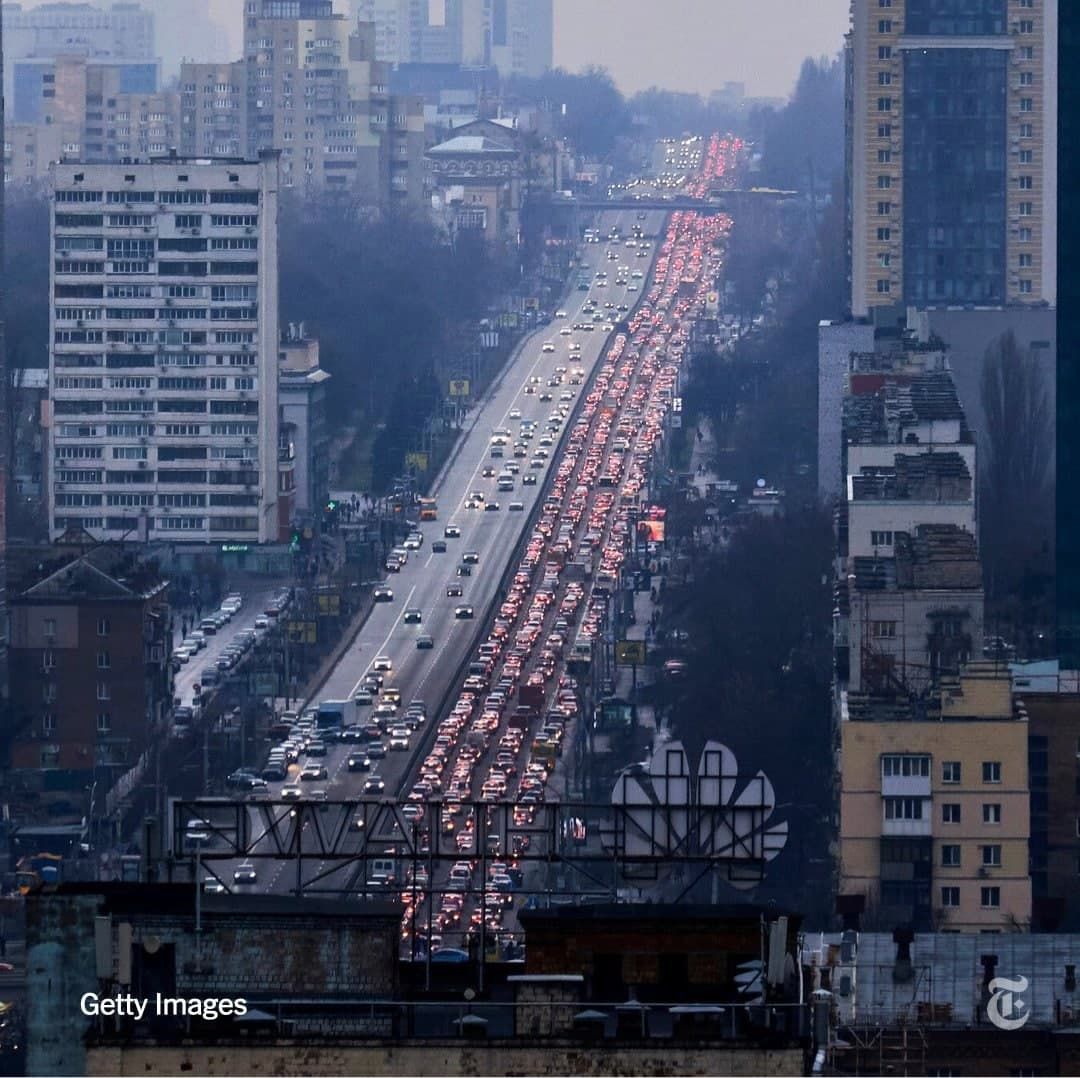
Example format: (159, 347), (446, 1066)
(46, 154), (282, 544)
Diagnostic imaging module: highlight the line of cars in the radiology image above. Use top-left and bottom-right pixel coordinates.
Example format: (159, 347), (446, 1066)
(393, 165), (737, 950)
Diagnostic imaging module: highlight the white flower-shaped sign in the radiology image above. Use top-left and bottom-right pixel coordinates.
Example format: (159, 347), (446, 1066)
(604, 739), (788, 889)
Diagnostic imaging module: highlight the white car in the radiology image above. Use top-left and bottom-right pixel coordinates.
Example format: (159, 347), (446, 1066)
(373, 655), (393, 672)
(559, 326), (572, 336)
(509, 408), (521, 420)
(554, 309), (567, 317)
(541, 341), (555, 353)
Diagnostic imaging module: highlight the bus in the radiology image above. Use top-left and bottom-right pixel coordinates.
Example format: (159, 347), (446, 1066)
(418, 497), (438, 521)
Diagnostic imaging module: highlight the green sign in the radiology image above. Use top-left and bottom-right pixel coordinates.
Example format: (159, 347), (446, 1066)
(221, 543), (250, 553)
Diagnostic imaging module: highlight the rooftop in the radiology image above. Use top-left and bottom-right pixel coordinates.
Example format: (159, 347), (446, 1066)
(895, 524), (981, 590)
(850, 451), (972, 502)
(17, 552), (167, 603)
(428, 135), (517, 156)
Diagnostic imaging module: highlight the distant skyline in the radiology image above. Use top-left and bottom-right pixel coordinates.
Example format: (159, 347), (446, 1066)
(7, 0), (850, 102)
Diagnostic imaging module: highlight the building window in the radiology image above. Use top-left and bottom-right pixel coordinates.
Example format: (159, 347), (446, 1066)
(43, 618), (57, 638)
(882, 755), (930, 777)
(1020, 97), (1033, 112)
(97, 617), (110, 636)
(981, 886), (1001, 909)
(870, 620), (897, 639)
(1018, 175), (1033, 190)
(878, 253), (891, 268)
(942, 761), (961, 784)
(879, 72), (892, 86)
(43, 683), (57, 704)
(1019, 280), (1033, 294)
(877, 175), (892, 189)
(43, 714), (57, 735)
(983, 761), (1002, 784)
(940, 887), (960, 908)
(876, 279), (891, 293)
(97, 651), (111, 669)
(878, 20), (893, 33)
(941, 844), (961, 867)
(1019, 226), (1034, 242)
(96, 712), (111, 733)
(884, 797), (924, 820)
(878, 123), (892, 138)
(877, 97), (893, 112)
(97, 682), (111, 701)
(42, 649), (56, 671)
(1019, 253), (1033, 268)
(943, 803), (961, 823)
(1020, 123), (1034, 138)
(1018, 19), (1034, 34)
(878, 46), (893, 60)
(1019, 71), (1034, 87)
(877, 227), (892, 242)
(877, 201), (892, 216)
(982, 845), (1002, 867)
(878, 149), (892, 164)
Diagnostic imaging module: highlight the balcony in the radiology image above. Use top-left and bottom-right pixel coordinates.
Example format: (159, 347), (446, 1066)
(881, 774), (931, 798)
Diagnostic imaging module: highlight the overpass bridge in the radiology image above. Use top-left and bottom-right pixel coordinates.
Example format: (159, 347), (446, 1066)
(566, 189), (800, 214)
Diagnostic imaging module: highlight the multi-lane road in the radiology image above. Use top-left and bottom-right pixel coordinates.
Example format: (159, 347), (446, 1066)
(188, 208), (668, 892)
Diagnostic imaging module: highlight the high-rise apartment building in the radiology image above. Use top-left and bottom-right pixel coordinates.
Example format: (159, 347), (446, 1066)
(241, 1), (424, 205)
(12, 55), (174, 164)
(847, 0), (1057, 317)
(2, 1), (155, 106)
(356, 0), (552, 78)
(46, 155), (285, 545)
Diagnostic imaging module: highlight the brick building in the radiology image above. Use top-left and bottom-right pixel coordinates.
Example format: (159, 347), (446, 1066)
(6, 554), (171, 821)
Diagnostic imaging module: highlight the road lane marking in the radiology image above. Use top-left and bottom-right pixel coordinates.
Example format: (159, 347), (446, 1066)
(347, 585), (416, 699)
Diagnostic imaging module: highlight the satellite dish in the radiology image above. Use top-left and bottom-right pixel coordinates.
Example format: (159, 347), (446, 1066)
(143, 936), (161, 955)
(756, 478), (766, 489)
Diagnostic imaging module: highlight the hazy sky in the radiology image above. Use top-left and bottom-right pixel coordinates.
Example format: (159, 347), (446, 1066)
(11, 0), (850, 102)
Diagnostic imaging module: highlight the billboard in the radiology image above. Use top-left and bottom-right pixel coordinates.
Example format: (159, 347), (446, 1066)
(405, 451), (429, 472)
(449, 379), (470, 397)
(637, 519), (665, 543)
(616, 640), (647, 666)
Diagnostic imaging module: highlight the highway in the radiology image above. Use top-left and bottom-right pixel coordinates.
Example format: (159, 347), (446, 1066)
(182, 135), (746, 935)
(190, 207), (668, 894)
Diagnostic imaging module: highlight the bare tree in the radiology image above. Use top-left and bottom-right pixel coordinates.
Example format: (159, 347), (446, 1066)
(979, 330), (1054, 639)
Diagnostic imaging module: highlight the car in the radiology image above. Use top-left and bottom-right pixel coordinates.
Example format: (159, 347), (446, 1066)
(482, 466), (496, 478)
(403, 608), (422, 624)
(304, 740), (327, 757)
(363, 778), (385, 795)
(444, 525), (461, 538)
(373, 585), (394, 602)
(462, 550), (480, 564)
(389, 729), (410, 750)
(416, 633), (434, 650)
(202, 878), (227, 895)
(522, 473), (538, 486)
(403, 534), (423, 551)
(233, 866), (257, 885)
(555, 309), (567, 318)
(354, 689), (374, 706)
(509, 501), (525, 512)
(447, 582), (464, 597)
(541, 341), (555, 353)
(366, 742), (387, 759)
(300, 764), (328, 781)
(374, 702), (397, 722)
(539, 392), (553, 402)
(455, 605), (475, 620)
(280, 785), (303, 801)
(484, 501), (500, 512)
(431, 539), (447, 553)
(373, 655), (393, 672)
(347, 753), (372, 772)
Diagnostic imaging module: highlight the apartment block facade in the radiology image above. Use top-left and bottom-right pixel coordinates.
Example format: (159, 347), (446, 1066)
(45, 155), (284, 545)
(179, 62), (249, 160)
(839, 665), (1031, 932)
(847, 0), (1057, 316)
(1, 1), (155, 106)
(238, 1), (424, 207)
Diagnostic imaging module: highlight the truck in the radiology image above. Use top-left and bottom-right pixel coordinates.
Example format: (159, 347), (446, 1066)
(317, 698), (356, 733)
(513, 683), (545, 728)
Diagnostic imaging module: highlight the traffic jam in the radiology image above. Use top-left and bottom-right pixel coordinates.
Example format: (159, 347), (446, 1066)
(394, 136), (743, 957)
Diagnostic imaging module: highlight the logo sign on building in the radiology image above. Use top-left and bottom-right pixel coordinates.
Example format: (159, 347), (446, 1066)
(987, 976), (1031, 1031)
(449, 379), (471, 397)
(616, 640), (647, 666)
(316, 593), (340, 617)
(405, 451), (429, 472)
